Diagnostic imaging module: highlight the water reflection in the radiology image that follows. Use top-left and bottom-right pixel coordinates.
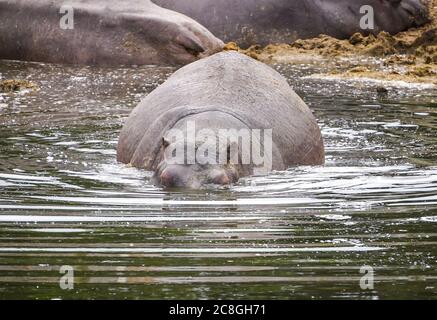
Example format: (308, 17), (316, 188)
(0, 59), (436, 299)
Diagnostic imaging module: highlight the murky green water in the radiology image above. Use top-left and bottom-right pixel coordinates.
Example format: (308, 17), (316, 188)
(0, 58), (436, 300)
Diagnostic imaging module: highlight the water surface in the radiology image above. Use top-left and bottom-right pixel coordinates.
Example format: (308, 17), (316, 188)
(0, 58), (436, 299)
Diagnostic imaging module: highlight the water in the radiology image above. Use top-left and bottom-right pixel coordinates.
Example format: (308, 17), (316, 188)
(0, 58), (436, 300)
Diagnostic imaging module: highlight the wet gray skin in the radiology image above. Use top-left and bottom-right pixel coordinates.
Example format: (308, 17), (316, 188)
(0, 0), (224, 66)
(155, 0), (430, 47)
(153, 139), (240, 189)
(116, 52), (325, 187)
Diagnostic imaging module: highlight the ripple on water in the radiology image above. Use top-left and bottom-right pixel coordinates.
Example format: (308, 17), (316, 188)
(0, 59), (436, 299)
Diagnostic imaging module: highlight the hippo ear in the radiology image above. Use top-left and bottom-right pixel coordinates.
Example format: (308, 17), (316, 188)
(227, 142), (241, 164)
(161, 137), (170, 149)
(227, 145), (231, 164)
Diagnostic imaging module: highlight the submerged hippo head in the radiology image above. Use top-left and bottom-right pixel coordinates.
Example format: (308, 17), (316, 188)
(153, 138), (240, 189)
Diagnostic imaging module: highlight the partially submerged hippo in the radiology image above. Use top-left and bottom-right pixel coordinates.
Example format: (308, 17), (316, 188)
(0, 0), (223, 66)
(155, 0), (430, 47)
(117, 52), (324, 188)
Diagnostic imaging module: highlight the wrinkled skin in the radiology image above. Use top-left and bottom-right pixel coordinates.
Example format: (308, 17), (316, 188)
(0, 0), (223, 66)
(117, 52), (325, 189)
(155, 0), (430, 47)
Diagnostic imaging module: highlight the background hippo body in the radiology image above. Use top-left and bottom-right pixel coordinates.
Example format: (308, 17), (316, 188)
(155, 0), (430, 47)
(117, 52), (324, 177)
(0, 0), (223, 66)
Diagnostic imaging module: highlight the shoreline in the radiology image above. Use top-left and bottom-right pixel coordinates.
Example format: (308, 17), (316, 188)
(224, 0), (437, 87)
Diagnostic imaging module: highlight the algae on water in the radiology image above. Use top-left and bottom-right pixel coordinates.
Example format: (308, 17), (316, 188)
(0, 79), (37, 92)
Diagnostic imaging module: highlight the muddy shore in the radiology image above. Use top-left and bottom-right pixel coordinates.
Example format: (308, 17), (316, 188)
(225, 0), (437, 86)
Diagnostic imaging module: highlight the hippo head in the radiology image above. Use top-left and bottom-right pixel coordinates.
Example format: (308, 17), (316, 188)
(384, 0), (430, 29)
(153, 138), (240, 189)
(318, 0), (430, 38)
(147, 3), (224, 65)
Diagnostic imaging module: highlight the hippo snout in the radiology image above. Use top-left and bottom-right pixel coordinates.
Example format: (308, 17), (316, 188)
(158, 166), (189, 188)
(155, 163), (239, 189)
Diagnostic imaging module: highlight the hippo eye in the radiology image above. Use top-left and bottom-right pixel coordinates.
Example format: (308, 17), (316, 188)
(161, 137), (170, 149)
(227, 145), (231, 164)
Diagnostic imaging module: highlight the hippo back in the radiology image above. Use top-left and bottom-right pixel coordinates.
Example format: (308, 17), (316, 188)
(117, 51), (324, 170)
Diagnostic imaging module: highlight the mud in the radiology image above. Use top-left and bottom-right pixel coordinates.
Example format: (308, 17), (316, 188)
(224, 0), (437, 86)
(0, 79), (37, 93)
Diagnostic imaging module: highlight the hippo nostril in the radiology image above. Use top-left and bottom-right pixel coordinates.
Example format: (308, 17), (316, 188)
(212, 174), (230, 185)
(220, 175), (230, 185)
(160, 169), (175, 187)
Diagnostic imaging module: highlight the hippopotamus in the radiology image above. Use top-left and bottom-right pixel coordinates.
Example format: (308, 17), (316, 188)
(0, 0), (223, 66)
(154, 0), (430, 47)
(117, 51), (324, 188)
